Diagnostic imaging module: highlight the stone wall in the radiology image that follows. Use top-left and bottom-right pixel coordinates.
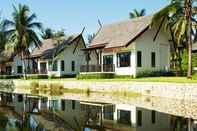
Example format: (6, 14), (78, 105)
(13, 80), (197, 100)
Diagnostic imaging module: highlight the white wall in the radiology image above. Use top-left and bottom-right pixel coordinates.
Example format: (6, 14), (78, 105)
(12, 55), (33, 75)
(135, 28), (170, 75)
(102, 47), (136, 75)
(54, 38), (86, 76)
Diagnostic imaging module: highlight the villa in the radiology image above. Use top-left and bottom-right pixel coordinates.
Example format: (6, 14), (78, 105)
(0, 51), (32, 75)
(30, 33), (87, 77)
(0, 33), (87, 77)
(81, 16), (171, 77)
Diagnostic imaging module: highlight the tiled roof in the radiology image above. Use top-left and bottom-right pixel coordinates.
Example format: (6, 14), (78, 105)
(31, 34), (81, 59)
(90, 16), (153, 48)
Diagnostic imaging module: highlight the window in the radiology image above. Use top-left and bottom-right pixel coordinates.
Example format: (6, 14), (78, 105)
(104, 105), (114, 120)
(61, 60), (65, 71)
(103, 55), (113, 65)
(137, 110), (142, 127)
(151, 110), (156, 124)
(72, 100), (76, 110)
(17, 66), (23, 74)
(151, 52), (156, 67)
(52, 60), (58, 71)
(71, 61), (75, 71)
(61, 100), (65, 111)
(6, 66), (12, 74)
(117, 110), (131, 125)
(18, 95), (23, 102)
(137, 51), (142, 67)
(117, 52), (131, 67)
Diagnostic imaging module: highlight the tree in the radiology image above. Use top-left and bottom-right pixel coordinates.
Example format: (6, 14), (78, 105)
(4, 4), (42, 79)
(129, 9), (146, 19)
(0, 16), (7, 50)
(87, 33), (95, 44)
(185, 0), (193, 78)
(151, 0), (197, 78)
(41, 28), (53, 39)
(42, 28), (65, 40)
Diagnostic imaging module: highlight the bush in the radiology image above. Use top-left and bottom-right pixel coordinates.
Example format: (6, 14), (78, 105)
(0, 75), (21, 79)
(136, 70), (175, 78)
(26, 74), (48, 79)
(77, 73), (115, 79)
(60, 74), (76, 78)
(114, 75), (133, 79)
(192, 73), (197, 80)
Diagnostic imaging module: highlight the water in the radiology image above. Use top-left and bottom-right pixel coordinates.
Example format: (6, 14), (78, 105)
(0, 83), (196, 131)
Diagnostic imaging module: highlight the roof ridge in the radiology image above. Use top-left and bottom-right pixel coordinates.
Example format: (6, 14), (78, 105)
(102, 15), (153, 28)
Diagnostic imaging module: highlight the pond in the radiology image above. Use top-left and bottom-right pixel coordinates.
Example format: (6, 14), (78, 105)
(0, 81), (196, 131)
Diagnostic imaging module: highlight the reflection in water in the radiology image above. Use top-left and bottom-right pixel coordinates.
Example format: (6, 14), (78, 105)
(0, 90), (197, 130)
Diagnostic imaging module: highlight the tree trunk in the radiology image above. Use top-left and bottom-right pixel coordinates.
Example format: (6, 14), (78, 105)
(21, 52), (27, 80)
(186, 0), (193, 78)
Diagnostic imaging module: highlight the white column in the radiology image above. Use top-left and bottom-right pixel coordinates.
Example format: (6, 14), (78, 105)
(38, 61), (41, 73)
(38, 98), (41, 111)
(58, 60), (61, 76)
(113, 52), (117, 72)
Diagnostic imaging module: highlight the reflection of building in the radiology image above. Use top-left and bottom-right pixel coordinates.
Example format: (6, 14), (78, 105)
(80, 101), (171, 131)
(114, 104), (171, 131)
(0, 93), (180, 131)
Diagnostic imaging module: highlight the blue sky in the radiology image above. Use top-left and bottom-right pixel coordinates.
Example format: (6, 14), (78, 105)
(0, 0), (169, 40)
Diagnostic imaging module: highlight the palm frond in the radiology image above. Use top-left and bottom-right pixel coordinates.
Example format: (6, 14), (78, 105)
(28, 22), (42, 29)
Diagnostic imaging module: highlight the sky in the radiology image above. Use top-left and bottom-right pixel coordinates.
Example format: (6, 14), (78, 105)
(0, 0), (169, 41)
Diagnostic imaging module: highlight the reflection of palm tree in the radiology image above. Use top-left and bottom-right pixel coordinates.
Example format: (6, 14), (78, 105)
(42, 110), (83, 131)
(0, 115), (8, 130)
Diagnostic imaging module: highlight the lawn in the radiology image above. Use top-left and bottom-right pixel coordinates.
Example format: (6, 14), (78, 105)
(132, 77), (197, 83)
(13, 76), (197, 83)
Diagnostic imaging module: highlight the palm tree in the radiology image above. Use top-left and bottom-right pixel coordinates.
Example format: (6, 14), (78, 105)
(4, 4), (42, 79)
(0, 17), (7, 50)
(42, 28), (65, 41)
(151, 0), (196, 78)
(129, 9), (146, 19)
(41, 28), (54, 39)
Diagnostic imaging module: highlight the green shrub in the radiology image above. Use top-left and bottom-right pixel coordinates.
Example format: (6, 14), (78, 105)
(136, 70), (175, 78)
(60, 74), (76, 78)
(114, 75), (133, 79)
(77, 73), (115, 79)
(0, 75), (21, 79)
(26, 74), (48, 79)
(192, 73), (197, 80)
(181, 49), (197, 72)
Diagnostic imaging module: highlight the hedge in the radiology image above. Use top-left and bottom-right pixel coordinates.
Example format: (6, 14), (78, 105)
(26, 74), (48, 79)
(0, 75), (21, 79)
(77, 73), (115, 79)
(136, 70), (176, 78)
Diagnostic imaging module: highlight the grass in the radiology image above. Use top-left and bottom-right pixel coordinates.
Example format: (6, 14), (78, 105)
(14, 76), (197, 83)
(132, 77), (197, 83)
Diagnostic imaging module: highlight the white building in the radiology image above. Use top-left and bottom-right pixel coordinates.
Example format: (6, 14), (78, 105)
(82, 16), (171, 77)
(30, 34), (86, 77)
(0, 51), (33, 75)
